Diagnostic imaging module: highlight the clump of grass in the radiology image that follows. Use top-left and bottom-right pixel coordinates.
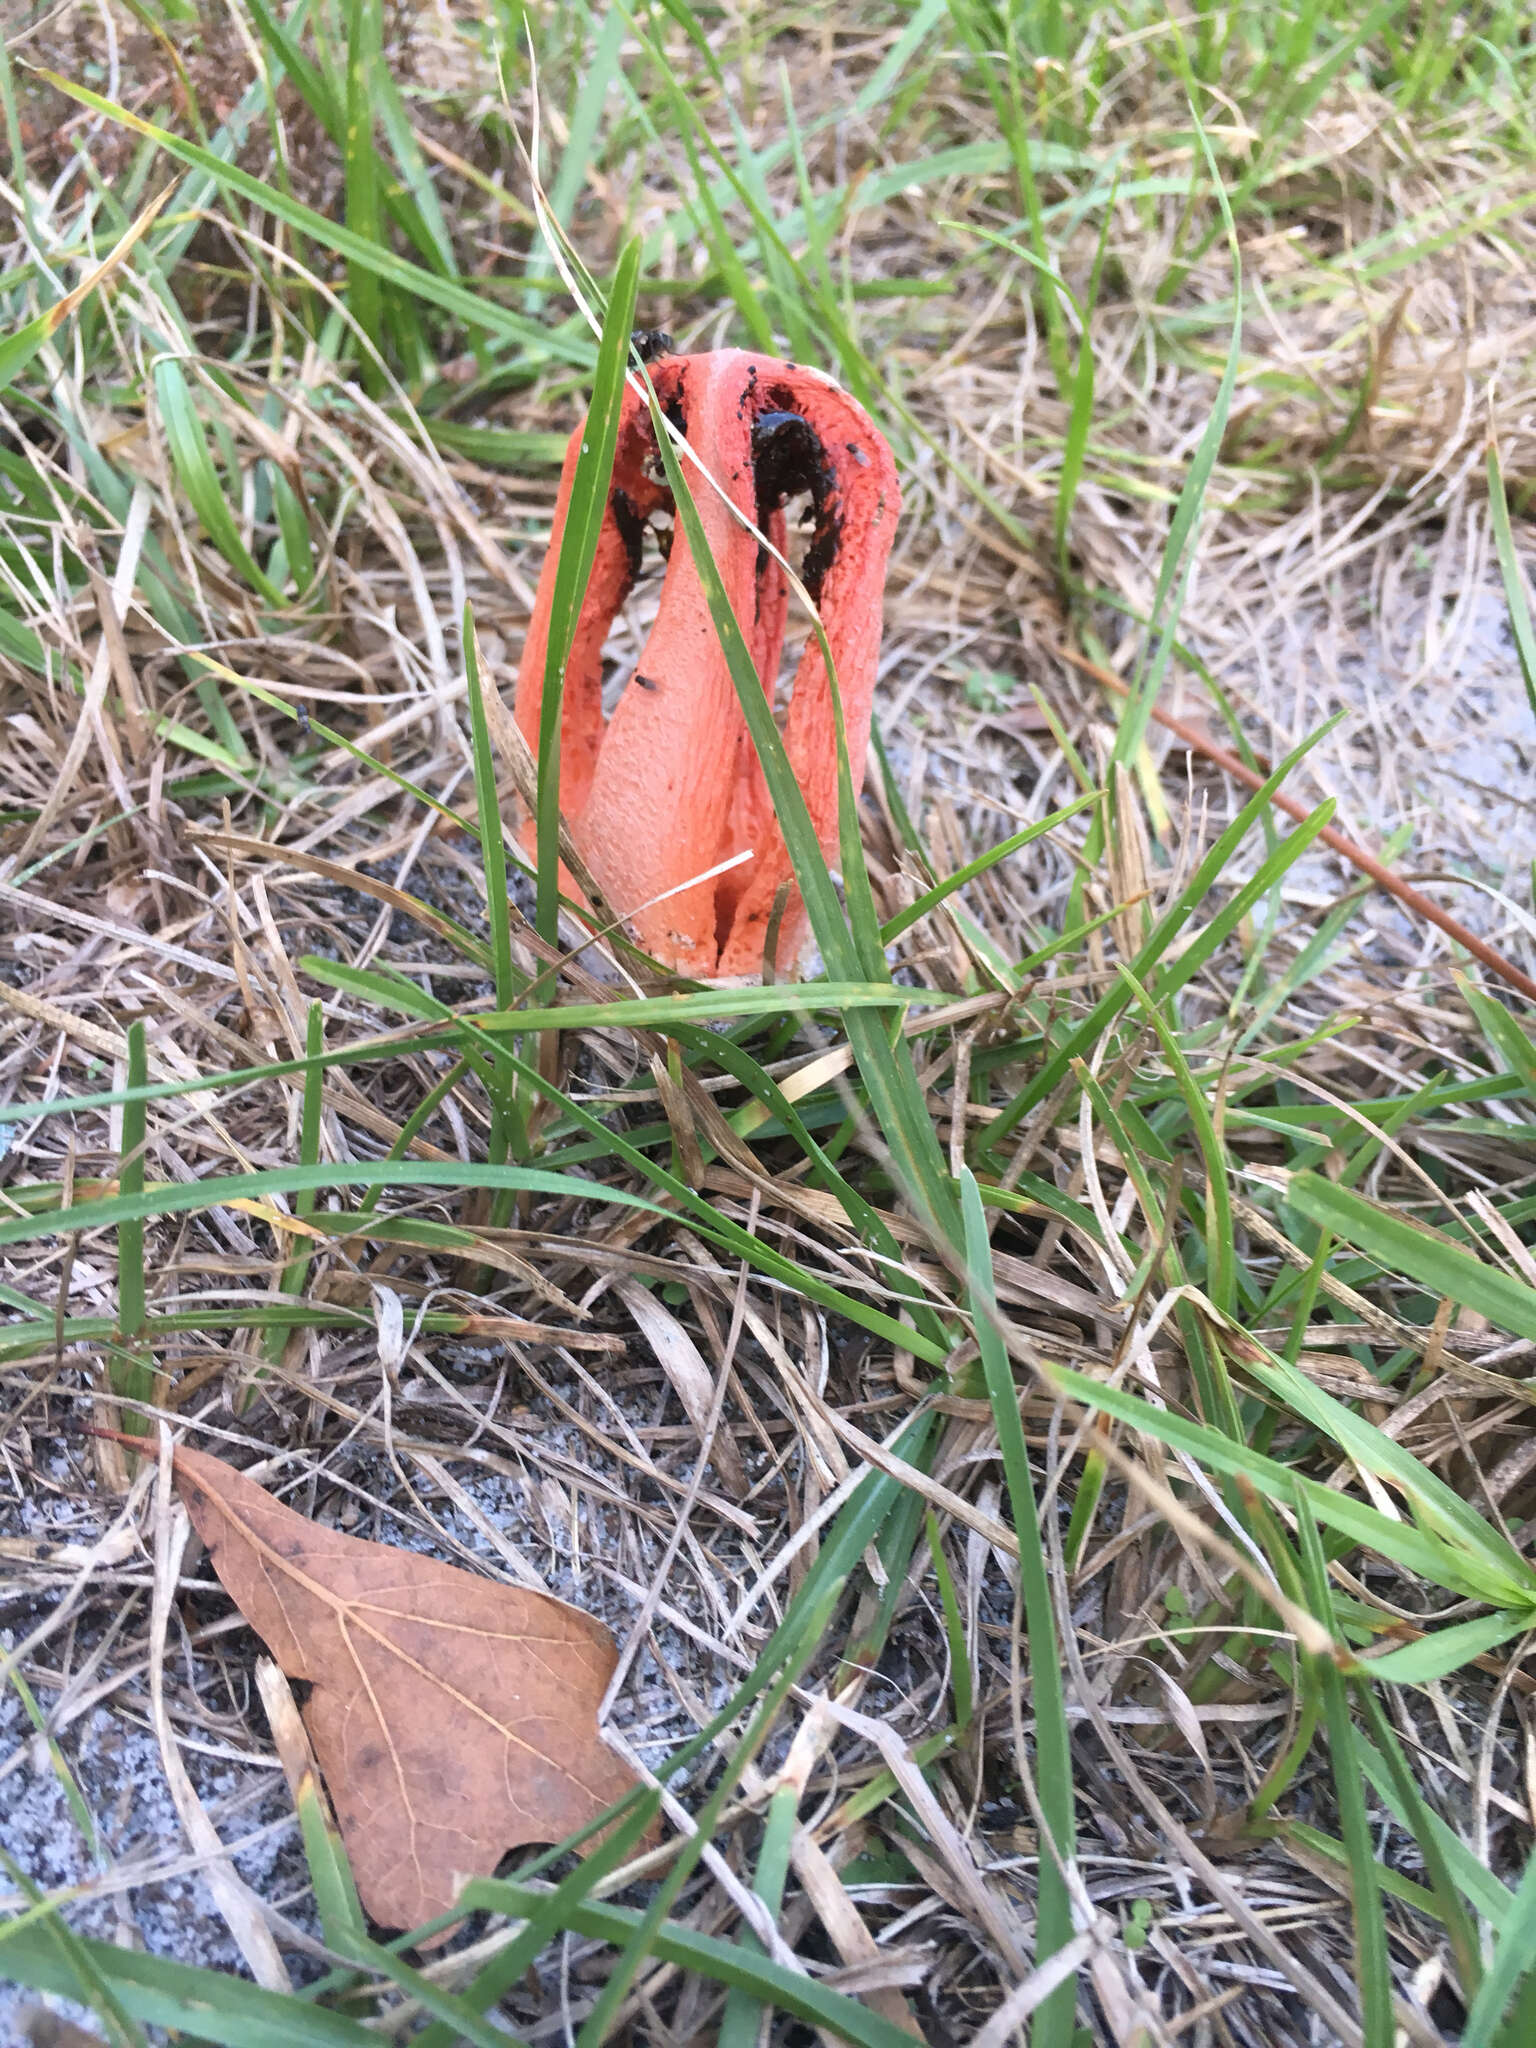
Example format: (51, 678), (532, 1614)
(3, 4), (1536, 2046)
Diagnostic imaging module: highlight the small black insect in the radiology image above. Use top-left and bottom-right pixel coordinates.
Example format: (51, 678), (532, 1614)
(631, 328), (675, 364)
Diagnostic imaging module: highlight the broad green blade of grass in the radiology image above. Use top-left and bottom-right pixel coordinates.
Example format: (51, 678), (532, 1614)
(1047, 1359), (1534, 1613)
(533, 236), (640, 948)
(1357, 1611), (1533, 1686)
(461, 1872), (920, 2048)
(411, 419), (568, 466)
(1357, 1723), (1515, 1935)
(0, 980), (943, 1133)
(290, 1764), (366, 1955)
(1464, 1850), (1536, 2048)
(1297, 1506), (1392, 2048)
(341, 0), (384, 388)
(461, 606), (529, 1185)
(1287, 1172), (1536, 1344)
(961, 1166), (1078, 2046)
(245, 0), (454, 279)
(371, 52), (457, 278)
(1488, 441), (1536, 724)
(151, 359), (287, 604)
(1116, 964), (1237, 1320)
(716, 1778), (800, 2048)
(0, 1914), (383, 2047)
(0, 1159), (664, 1252)
(1457, 972), (1536, 1092)
(1239, 1346), (1536, 1592)
(1352, 1684), (1483, 1994)
(245, 0), (336, 133)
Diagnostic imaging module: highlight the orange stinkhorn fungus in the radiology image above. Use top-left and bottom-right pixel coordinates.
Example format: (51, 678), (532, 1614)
(513, 347), (900, 977)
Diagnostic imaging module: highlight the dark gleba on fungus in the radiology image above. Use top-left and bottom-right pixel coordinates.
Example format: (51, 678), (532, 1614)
(514, 347), (900, 977)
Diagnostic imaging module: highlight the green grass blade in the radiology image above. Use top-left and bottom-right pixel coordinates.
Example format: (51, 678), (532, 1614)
(1287, 1172), (1536, 1344)
(0, 1159), (667, 1253)
(1048, 1359), (1527, 1609)
(414, 1795), (663, 2048)
(152, 360), (286, 604)
(329, 1930), (532, 2048)
(1239, 1345), (1536, 1598)
(465, 1833), (922, 2048)
(0, 1914), (372, 2046)
(1465, 1848), (1536, 2048)
(716, 1780), (800, 2048)
(879, 792), (1099, 944)
(924, 1507), (973, 1732)
(0, 980), (941, 1133)
(1357, 1726), (1515, 1933)
(117, 1019), (148, 1343)
(1296, 1506), (1392, 2047)
(462, 609), (518, 1013)
(535, 236), (640, 948)
(263, 1001), (326, 1367)
(110, 1018), (157, 1433)
(1456, 972), (1536, 1094)
(290, 1768), (367, 1955)
(1116, 964), (1236, 1319)
(341, 0), (384, 387)
(1488, 442), (1536, 724)
(529, 6), (627, 303)
(1110, 88), (1242, 777)
(638, 357), (960, 1242)
(1351, 1685), (1483, 1993)
(960, 1165), (1077, 2046)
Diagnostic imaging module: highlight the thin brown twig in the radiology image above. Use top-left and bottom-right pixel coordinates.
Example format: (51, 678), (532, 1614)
(1053, 641), (1536, 1005)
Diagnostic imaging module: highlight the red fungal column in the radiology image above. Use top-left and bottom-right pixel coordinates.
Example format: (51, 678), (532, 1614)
(512, 348), (899, 977)
(714, 365), (899, 975)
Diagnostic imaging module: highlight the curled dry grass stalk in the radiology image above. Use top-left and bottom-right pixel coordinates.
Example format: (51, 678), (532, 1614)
(2, 3), (1536, 2046)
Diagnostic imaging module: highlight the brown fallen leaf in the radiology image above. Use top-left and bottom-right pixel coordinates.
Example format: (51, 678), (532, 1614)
(168, 1443), (647, 1930)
